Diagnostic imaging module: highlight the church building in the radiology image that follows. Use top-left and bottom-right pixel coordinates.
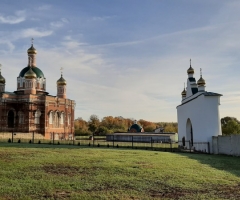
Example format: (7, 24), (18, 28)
(177, 60), (222, 153)
(0, 42), (75, 139)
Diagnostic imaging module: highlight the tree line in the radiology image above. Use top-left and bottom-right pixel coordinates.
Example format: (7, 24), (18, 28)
(74, 115), (178, 136)
(74, 115), (240, 136)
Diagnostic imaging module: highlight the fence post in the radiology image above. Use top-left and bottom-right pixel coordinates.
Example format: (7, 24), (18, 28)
(207, 142), (210, 154)
(113, 135), (114, 147)
(151, 137), (153, 150)
(132, 136), (133, 149)
(170, 140), (172, 152)
(12, 131), (13, 143)
(32, 131), (34, 144)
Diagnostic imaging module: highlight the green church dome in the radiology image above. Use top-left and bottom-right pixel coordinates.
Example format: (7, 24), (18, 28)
(129, 124), (143, 133)
(19, 66), (44, 78)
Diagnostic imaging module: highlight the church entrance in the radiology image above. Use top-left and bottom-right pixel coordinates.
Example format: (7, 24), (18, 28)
(186, 118), (193, 147)
(8, 110), (15, 128)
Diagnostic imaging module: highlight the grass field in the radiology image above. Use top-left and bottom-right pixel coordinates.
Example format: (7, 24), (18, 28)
(0, 143), (239, 200)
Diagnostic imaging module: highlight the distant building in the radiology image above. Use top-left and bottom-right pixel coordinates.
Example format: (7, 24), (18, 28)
(154, 127), (164, 133)
(0, 42), (75, 139)
(128, 120), (144, 133)
(177, 60), (222, 153)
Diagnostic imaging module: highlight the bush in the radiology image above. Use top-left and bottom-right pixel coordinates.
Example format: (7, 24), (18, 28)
(18, 139), (21, 143)
(57, 141), (60, 145)
(29, 140), (32, 144)
(38, 140), (41, 144)
(78, 142), (80, 146)
(8, 138), (11, 143)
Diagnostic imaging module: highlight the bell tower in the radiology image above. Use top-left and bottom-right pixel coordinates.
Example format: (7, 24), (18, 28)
(27, 38), (37, 67)
(57, 68), (67, 99)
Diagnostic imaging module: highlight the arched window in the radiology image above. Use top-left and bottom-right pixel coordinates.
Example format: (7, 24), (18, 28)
(8, 110), (14, 128)
(35, 110), (41, 124)
(49, 111), (53, 124)
(68, 114), (71, 125)
(60, 112), (64, 124)
(54, 111), (60, 127)
(18, 111), (24, 124)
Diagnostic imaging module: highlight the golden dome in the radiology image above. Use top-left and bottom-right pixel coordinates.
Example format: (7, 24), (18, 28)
(187, 66), (194, 74)
(181, 88), (186, 96)
(24, 67), (37, 79)
(57, 74), (67, 85)
(27, 44), (37, 54)
(0, 72), (5, 84)
(197, 76), (206, 86)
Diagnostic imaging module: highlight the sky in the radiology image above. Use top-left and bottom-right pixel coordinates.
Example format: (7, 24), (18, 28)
(0, 0), (240, 122)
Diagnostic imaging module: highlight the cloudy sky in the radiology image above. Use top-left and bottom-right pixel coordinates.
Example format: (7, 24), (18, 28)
(0, 0), (240, 122)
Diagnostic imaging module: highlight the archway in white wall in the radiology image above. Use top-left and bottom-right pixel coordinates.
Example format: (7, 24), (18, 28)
(186, 118), (193, 146)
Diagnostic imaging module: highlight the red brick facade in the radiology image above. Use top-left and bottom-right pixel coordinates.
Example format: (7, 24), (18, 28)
(0, 44), (75, 139)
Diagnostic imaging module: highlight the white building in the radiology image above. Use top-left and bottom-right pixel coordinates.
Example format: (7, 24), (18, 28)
(177, 61), (222, 153)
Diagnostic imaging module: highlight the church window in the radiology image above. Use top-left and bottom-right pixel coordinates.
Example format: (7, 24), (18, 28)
(54, 112), (60, 127)
(8, 110), (14, 128)
(18, 111), (24, 124)
(35, 110), (41, 124)
(60, 112), (64, 124)
(68, 114), (71, 125)
(49, 111), (53, 124)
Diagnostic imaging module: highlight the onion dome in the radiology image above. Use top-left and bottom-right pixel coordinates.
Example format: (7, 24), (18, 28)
(197, 76), (206, 86)
(128, 121), (144, 133)
(27, 44), (37, 54)
(19, 66), (44, 78)
(187, 59), (194, 74)
(0, 72), (5, 84)
(57, 74), (67, 85)
(187, 66), (194, 74)
(181, 88), (186, 97)
(24, 67), (37, 79)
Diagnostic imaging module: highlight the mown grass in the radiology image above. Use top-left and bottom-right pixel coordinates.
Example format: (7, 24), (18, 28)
(0, 143), (239, 200)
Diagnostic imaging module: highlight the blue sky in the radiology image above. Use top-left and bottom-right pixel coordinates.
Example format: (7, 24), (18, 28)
(0, 0), (240, 122)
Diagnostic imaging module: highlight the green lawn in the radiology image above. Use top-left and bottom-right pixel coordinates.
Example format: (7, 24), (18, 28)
(0, 143), (239, 200)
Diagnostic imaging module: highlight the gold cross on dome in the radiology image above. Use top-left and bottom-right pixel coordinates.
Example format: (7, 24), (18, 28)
(31, 38), (34, 45)
(60, 67), (63, 75)
(200, 68), (202, 76)
(0, 64), (2, 72)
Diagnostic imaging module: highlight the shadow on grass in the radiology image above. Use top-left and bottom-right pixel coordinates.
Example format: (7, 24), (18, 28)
(173, 151), (240, 178)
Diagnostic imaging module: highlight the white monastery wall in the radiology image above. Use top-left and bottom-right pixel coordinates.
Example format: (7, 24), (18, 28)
(212, 135), (240, 156)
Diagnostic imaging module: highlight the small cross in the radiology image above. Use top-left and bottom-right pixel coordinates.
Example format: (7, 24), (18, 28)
(0, 64), (2, 72)
(200, 68), (202, 76)
(184, 82), (185, 88)
(60, 67), (63, 75)
(190, 59), (191, 66)
(31, 38), (34, 45)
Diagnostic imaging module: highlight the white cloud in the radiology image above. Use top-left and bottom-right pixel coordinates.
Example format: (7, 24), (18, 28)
(18, 28), (53, 38)
(50, 18), (69, 28)
(0, 10), (26, 24)
(92, 16), (115, 21)
(37, 5), (51, 11)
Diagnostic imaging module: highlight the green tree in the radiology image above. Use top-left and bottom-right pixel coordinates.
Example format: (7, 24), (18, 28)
(221, 116), (240, 135)
(88, 115), (100, 134)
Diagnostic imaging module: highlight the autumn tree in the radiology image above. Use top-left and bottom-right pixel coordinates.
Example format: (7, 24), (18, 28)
(88, 115), (100, 134)
(74, 118), (90, 135)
